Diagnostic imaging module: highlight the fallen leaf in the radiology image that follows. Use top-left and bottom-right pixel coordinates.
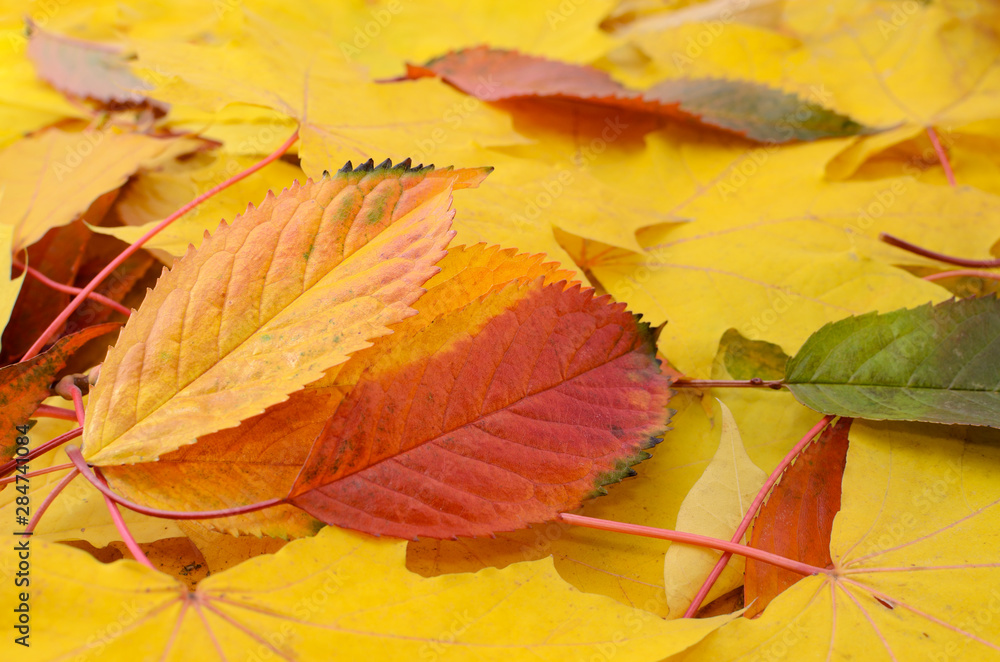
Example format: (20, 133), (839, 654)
(666, 420), (1000, 661)
(712, 328), (789, 381)
(786, 297), (1000, 427)
(407, 46), (870, 142)
(288, 277), (671, 538)
(248, 0), (620, 78)
(663, 399), (767, 617)
(0, 324), (118, 463)
(0, 21), (88, 148)
(26, 18), (158, 105)
(744, 416), (851, 617)
(82, 160), (488, 466)
(1, 525), (736, 661)
(565, 128), (984, 376)
(100, 244), (576, 539)
(0, 128), (190, 252)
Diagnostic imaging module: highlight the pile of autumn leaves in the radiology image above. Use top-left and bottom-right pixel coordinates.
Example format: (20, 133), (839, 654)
(3, 0), (1000, 660)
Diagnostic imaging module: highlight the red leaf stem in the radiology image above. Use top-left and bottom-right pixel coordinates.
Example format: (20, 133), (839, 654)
(65, 446), (284, 520)
(33, 404), (79, 421)
(683, 415), (834, 617)
(0, 426), (81, 477)
(91, 468), (157, 570)
(0, 463), (73, 485)
(20, 128), (301, 361)
(14, 260), (131, 316)
(879, 233), (1000, 268)
(24, 468), (79, 534)
(926, 126), (956, 187)
(559, 512), (826, 578)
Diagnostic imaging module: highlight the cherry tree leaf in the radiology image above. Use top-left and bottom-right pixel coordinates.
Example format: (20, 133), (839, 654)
(785, 297), (1000, 427)
(288, 277), (672, 538)
(405, 46), (871, 142)
(83, 160), (489, 465)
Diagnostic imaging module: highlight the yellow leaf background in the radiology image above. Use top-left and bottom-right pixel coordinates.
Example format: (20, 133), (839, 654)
(3, 0), (1000, 660)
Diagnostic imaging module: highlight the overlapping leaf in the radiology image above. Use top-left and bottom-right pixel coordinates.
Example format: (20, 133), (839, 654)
(288, 277), (671, 539)
(406, 46), (870, 142)
(0, 526), (735, 661)
(0, 324), (117, 463)
(99, 245), (576, 539)
(667, 421), (1000, 661)
(83, 160), (489, 465)
(26, 18), (156, 105)
(744, 416), (851, 618)
(663, 400), (766, 617)
(0, 128), (190, 252)
(786, 297), (1000, 427)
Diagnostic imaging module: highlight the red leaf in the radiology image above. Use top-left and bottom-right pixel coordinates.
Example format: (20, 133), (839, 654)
(288, 278), (673, 539)
(743, 417), (852, 617)
(0, 323), (120, 463)
(404, 47), (870, 143)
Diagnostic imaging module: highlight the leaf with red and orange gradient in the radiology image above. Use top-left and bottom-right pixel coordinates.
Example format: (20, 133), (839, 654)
(743, 416), (851, 618)
(0, 323), (119, 463)
(288, 276), (672, 539)
(98, 244), (580, 539)
(83, 160), (489, 466)
(404, 47), (870, 142)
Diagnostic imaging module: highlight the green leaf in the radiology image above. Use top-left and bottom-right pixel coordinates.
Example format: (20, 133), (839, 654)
(785, 297), (1000, 427)
(712, 328), (789, 380)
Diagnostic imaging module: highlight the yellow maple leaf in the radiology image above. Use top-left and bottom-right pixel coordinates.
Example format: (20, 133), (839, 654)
(666, 420), (1000, 661)
(559, 128), (1000, 375)
(0, 128), (192, 252)
(0, 525), (735, 660)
